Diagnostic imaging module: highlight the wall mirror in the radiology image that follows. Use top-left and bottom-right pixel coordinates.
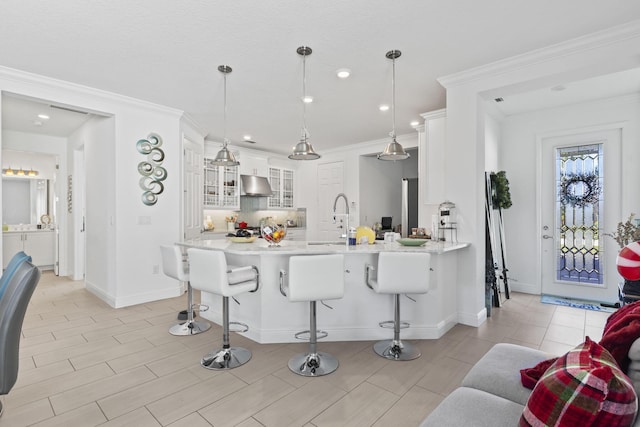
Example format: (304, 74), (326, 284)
(2, 177), (52, 225)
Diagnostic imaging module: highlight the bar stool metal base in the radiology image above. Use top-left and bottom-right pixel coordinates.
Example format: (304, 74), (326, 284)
(288, 351), (338, 376)
(169, 320), (211, 336)
(201, 347), (252, 370)
(374, 339), (421, 361)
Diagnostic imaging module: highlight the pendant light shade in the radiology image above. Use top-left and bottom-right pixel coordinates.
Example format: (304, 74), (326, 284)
(289, 46), (320, 160)
(212, 65), (239, 166)
(378, 50), (410, 161)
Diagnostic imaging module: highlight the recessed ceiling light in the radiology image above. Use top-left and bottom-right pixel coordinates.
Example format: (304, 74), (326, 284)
(410, 120), (419, 127)
(37, 114), (50, 120)
(302, 95), (314, 103)
(379, 104), (390, 112)
(243, 135), (252, 141)
(336, 68), (351, 79)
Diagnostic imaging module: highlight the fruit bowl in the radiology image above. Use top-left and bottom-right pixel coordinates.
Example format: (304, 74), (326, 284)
(260, 222), (287, 247)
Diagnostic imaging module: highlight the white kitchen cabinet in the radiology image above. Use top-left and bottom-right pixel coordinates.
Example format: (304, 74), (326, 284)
(420, 109), (446, 205)
(3, 230), (55, 269)
(203, 158), (240, 209)
(268, 167), (294, 209)
(239, 154), (269, 177)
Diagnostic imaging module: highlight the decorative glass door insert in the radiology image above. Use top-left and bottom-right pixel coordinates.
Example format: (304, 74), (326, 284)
(556, 143), (603, 285)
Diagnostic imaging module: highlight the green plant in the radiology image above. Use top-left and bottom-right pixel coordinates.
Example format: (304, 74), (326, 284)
(490, 171), (512, 209)
(605, 213), (640, 248)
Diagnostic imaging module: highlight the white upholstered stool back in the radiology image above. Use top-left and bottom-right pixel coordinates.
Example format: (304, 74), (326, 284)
(371, 252), (432, 295)
(287, 254), (345, 302)
(186, 248), (259, 370)
(160, 244), (189, 282)
(160, 245), (211, 336)
(187, 248), (258, 297)
(366, 251), (432, 361)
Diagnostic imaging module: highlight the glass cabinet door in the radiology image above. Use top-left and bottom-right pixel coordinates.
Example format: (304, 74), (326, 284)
(203, 159), (220, 207)
(268, 167), (281, 208)
(203, 159), (239, 209)
(268, 167), (294, 209)
(282, 169), (294, 208)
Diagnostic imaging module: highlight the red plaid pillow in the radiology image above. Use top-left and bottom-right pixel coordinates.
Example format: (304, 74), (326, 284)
(520, 337), (637, 427)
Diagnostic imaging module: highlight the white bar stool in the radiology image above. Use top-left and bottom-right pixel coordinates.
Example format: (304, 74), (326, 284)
(366, 252), (432, 360)
(187, 248), (259, 370)
(280, 254), (345, 376)
(160, 245), (211, 336)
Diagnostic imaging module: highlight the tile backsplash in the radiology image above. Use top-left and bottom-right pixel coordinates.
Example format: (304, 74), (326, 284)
(203, 201), (306, 232)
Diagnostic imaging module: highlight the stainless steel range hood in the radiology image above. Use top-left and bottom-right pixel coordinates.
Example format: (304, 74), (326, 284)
(240, 175), (273, 197)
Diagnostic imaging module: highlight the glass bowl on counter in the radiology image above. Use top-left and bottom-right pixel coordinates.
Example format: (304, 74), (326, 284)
(260, 222), (287, 247)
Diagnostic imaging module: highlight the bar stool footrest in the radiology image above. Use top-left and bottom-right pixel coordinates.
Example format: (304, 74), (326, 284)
(379, 320), (410, 329)
(294, 329), (328, 340)
(169, 320), (211, 336)
(229, 321), (249, 333)
(191, 304), (209, 312)
(374, 339), (421, 361)
(288, 351), (338, 376)
(201, 347), (252, 370)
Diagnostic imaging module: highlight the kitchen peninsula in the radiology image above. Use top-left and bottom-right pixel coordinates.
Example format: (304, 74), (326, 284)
(179, 238), (469, 344)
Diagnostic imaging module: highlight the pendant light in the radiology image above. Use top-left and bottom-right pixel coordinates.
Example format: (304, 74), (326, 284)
(378, 50), (410, 161)
(289, 46), (321, 160)
(211, 65), (240, 166)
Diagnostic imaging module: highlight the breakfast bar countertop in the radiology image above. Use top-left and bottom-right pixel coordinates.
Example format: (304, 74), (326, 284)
(178, 238), (469, 255)
(177, 237), (469, 344)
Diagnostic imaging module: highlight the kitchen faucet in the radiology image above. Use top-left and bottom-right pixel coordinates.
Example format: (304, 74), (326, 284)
(333, 193), (350, 245)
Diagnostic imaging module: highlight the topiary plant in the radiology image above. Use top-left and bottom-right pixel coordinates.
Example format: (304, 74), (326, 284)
(490, 171), (512, 209)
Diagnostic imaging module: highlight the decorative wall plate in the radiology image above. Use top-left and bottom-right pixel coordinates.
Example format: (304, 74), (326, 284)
(40, 214), (51, 225)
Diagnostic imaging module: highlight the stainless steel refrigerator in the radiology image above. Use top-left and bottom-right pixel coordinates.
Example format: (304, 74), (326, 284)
(401, 178), (419, 238)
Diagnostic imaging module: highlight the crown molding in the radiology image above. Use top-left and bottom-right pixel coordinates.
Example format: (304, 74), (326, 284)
(421, 108), (447, 121)
(180, 113), (206, 137)
(0, 65), (183, 117)
(438, 20), (640, 89)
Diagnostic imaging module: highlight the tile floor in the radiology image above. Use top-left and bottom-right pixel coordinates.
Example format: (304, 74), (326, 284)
(0, 272), (612, 426)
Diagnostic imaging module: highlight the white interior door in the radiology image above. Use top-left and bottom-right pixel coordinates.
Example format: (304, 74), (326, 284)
(539, 127), (621, 303)
(183, 138), (203, 240)
(72, 146), (86, 280)
(317, 162), (344, 241)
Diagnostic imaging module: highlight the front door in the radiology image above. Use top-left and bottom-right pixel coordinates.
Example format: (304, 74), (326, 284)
(540, 127), (621, 303)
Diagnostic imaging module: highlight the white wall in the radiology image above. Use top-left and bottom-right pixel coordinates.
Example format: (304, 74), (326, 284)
(500, 94), (640, 296)
(1, 130), (68, 272)
(296, 133), (418, 241)
(484, 110), (501, 172)
(0, 67), (184, 308)
(358, 147), (418, 230)
(438, 20), (640, 327)
(359, 155), (404, 229)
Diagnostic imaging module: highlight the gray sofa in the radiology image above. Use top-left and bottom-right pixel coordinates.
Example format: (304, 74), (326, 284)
(421, 341), (640, 426)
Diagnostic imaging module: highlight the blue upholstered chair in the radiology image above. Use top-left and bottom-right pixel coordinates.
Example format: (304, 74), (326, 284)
(0, 258), (41, 417)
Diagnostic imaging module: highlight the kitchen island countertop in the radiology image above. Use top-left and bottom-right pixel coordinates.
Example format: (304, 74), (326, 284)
(179, 238), (468, 255)
(177, 237), (470, 344)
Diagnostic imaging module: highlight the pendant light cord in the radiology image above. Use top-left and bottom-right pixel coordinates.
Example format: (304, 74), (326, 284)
(391, 56), (396, 139)
(223, 71), (228, 146)
(302, 51), (308, 140)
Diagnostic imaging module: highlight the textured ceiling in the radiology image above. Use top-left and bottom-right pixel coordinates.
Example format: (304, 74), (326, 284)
(1, 1), (640, 154)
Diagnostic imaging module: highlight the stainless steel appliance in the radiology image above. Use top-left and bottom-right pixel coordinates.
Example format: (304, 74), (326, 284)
(401, 178), (418, 238)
